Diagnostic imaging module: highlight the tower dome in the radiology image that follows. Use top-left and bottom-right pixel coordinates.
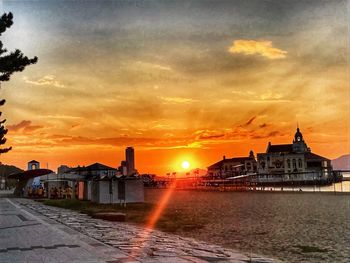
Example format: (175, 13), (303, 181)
(292, 126), (309, 153)
(294, 127), (303, 143)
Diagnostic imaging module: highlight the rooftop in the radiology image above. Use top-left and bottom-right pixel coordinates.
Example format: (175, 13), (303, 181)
(208, 157), (254, 169)
(267, 144), (293, 153)
(69, 163), (116, 173)
(28, 160), (40, 164)
(86, 163), (116, 171)
(305, 152), (330, 161)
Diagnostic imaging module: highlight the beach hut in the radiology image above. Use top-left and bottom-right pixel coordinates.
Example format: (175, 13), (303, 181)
(91, 176), (144, 204)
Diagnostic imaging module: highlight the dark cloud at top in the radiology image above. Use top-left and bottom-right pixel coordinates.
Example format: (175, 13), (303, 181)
(4, 0), (347, 46)
(2, 0), (346, 79)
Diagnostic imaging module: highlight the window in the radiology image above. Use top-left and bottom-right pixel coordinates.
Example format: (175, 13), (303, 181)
(292, 159), (296, 169)
(298, 159), (302, 168)
(275, 160), (282, 168)
(247, 162), (251, 171)
(287, 159), (291, 168)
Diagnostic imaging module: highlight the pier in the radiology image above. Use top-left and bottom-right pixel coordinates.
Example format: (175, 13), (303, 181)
(152, 170), (350, 193)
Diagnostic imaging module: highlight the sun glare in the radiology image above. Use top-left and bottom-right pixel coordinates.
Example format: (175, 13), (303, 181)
(181, 160), (190, 169)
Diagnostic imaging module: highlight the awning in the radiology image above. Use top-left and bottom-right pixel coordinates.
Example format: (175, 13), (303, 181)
(8, 169), (53, 180)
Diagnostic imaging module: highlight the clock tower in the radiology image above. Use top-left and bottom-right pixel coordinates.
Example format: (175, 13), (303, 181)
(292, 126), (310, 153)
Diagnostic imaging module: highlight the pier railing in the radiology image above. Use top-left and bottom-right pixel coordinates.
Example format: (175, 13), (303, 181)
(151, 170), (349, 193)
(249, 170), (339, 185)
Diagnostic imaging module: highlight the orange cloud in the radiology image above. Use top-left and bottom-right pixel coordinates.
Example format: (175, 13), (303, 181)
(194, 130), (225, 140)
(159, 96), (197, 104)
(23, 75), (65, 88)
(7, 120), (43, 133)
(228, 40), (287, 59)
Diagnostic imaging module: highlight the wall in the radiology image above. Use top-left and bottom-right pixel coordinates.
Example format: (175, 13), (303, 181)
(91, 179), (144, 204)
(125, 179), (144, 203)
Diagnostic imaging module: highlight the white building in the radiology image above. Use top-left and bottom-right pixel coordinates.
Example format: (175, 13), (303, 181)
(256, 127), (333, 183)
(91, 178), (144, 204)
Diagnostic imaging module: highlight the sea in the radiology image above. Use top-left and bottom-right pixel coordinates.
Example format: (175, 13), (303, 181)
(145, 185), (350, 263)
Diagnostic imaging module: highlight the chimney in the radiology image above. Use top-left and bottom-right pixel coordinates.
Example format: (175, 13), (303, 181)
(223, 155), (226, 160)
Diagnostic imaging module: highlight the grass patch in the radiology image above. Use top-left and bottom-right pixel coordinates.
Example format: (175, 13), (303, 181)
(42, 199), (205, 233)
(295, 245), (328, 253)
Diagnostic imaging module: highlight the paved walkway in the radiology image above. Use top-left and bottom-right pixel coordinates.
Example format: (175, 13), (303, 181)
(0, 196), (278, 263)
(0, 198), (128, 263)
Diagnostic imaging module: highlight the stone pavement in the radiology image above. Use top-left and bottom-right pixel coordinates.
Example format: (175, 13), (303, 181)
(1, 197), (279, 263)
(0, 197), (129, 263)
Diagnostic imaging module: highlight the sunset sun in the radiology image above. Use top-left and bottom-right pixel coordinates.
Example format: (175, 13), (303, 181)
(181, 160), (190, 170)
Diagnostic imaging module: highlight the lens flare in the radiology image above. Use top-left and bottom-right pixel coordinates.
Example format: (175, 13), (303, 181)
(128, 180), (177, 260)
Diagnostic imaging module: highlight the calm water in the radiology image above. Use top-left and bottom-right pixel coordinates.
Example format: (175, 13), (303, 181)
(145, 189), (350, 263)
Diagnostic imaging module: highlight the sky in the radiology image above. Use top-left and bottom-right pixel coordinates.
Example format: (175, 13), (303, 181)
(0, 0), (349, 174)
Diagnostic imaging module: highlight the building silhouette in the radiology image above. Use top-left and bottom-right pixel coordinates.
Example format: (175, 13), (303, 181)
(207, 151), (257, 178)
(27, 160), (40, 171)
(257, 127), (332, 176)
(125, 147), (135, 176)
(206, 127), (336, 183)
